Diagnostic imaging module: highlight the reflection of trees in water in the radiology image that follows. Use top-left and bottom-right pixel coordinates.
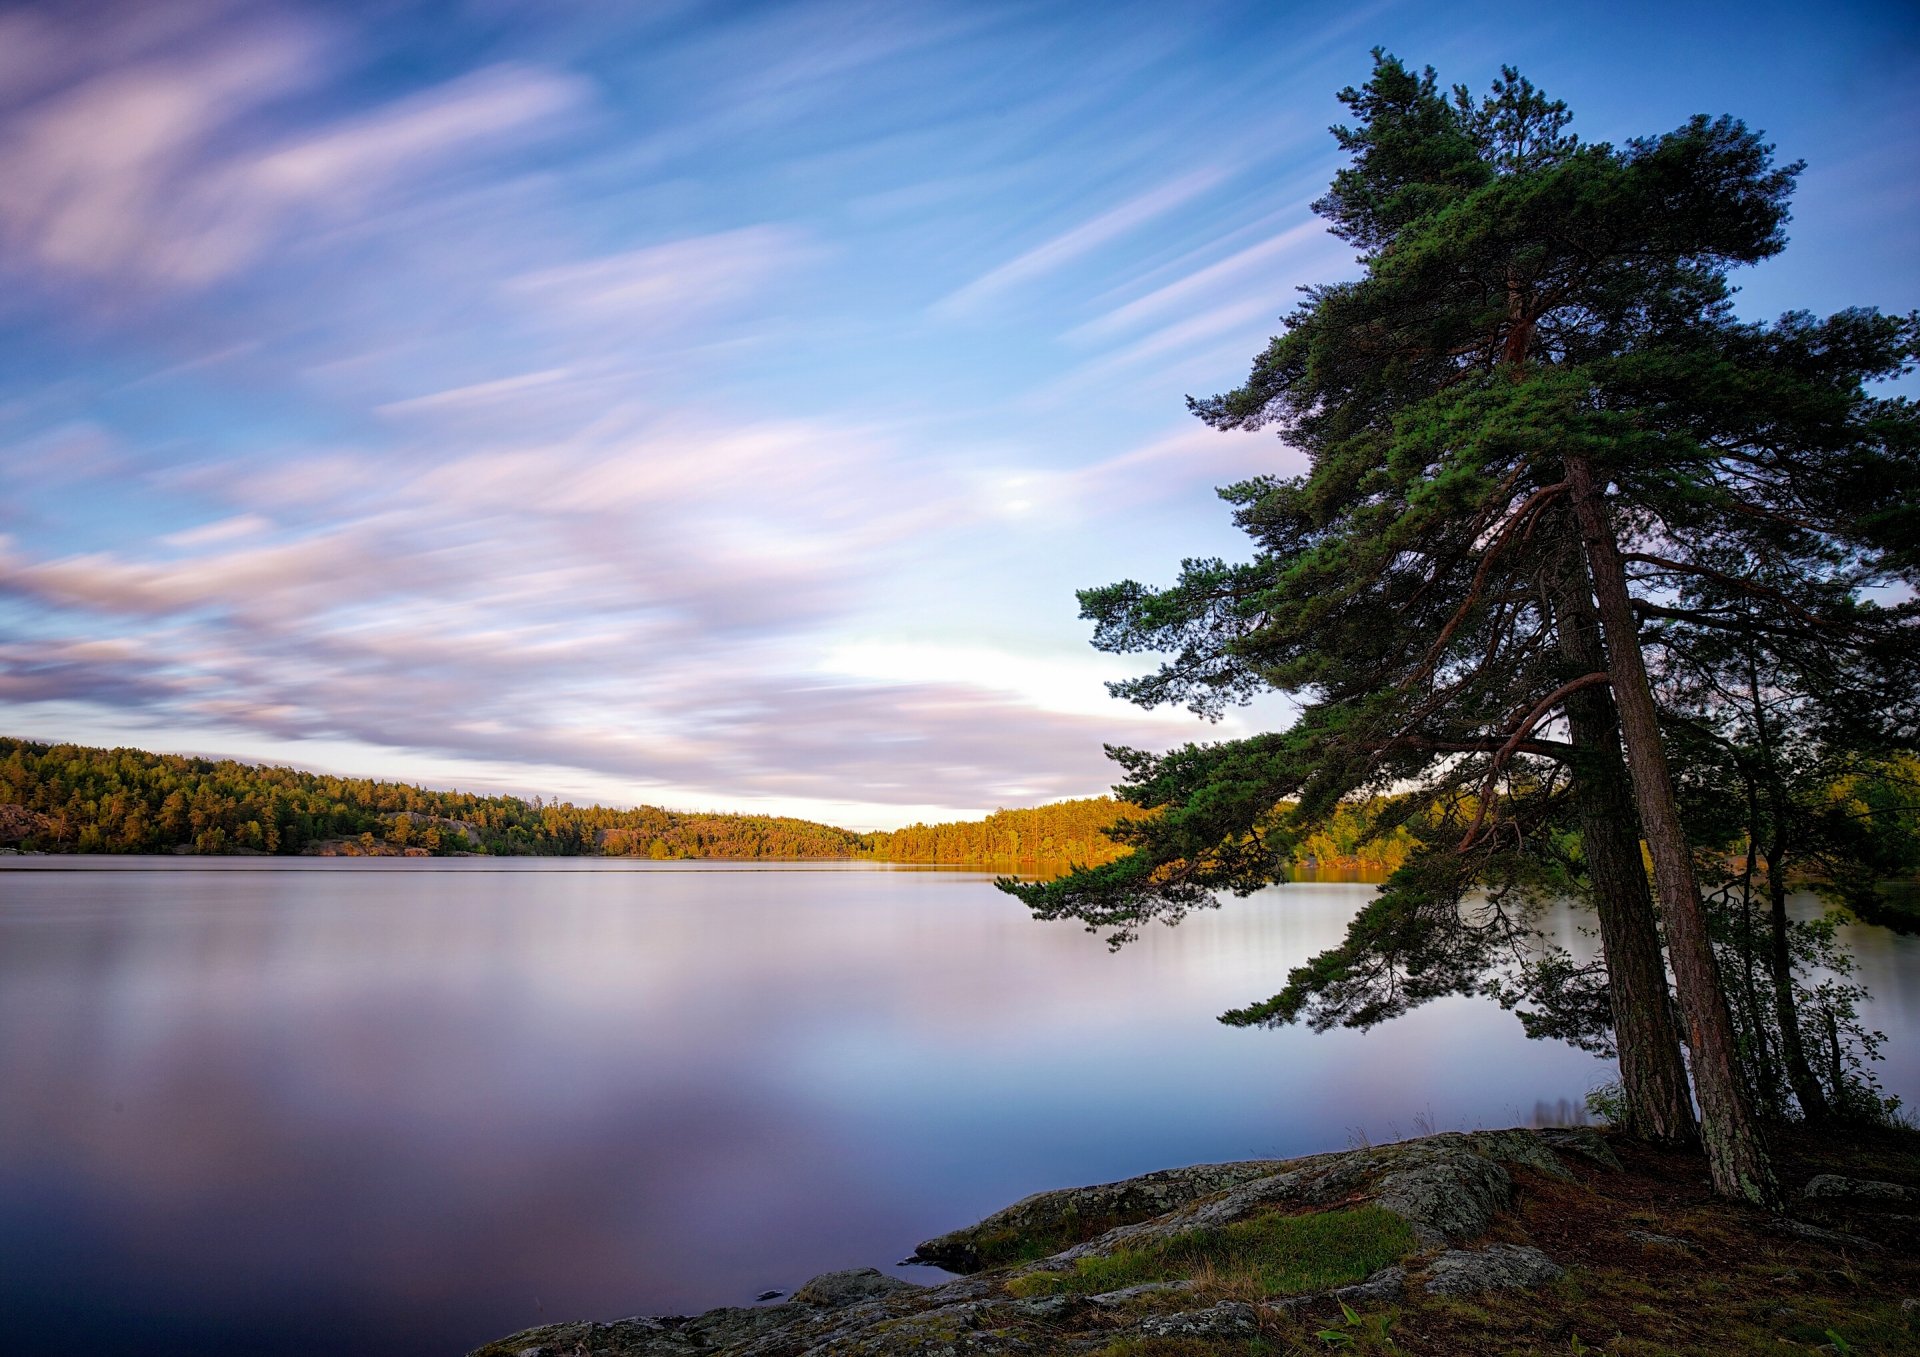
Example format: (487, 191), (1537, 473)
(1529, 1097), (1591, 1129)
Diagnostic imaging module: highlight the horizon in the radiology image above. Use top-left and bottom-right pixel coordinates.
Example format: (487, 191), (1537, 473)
(1, 728), (1112, 833)
(3, 0), (1916, 827)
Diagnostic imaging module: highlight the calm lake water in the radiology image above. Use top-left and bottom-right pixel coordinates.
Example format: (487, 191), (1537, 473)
(1, 859), (1914, 1356)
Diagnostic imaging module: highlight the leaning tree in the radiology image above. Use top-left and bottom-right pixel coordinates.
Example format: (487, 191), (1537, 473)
(1007, 54), (1919, 1207)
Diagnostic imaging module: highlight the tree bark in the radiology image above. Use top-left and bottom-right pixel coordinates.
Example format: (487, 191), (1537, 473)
(1736, 825), (1779, 1119)
(1743, 650), (1831, 1121)
(1544, 530), (1698, 1145)
(1564, 453), (1780, 1207)
(1764, 838), (1829, 1120)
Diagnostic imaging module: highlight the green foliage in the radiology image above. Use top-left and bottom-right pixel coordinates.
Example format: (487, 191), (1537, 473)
(861, 798), (1142, 868)
(1005, 49), (1920, 1064)
(1584, 1080), (1627, 1126)
(0, 736), (869, 859)
(0, 736), (1422, 874)
(1004, 1207), (1414, 1300)
(1317, 1299), (1399, 1351)
(865, 795), (1413, 875)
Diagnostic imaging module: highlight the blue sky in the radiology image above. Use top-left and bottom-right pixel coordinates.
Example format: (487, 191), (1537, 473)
(1, 0), (1915, 827)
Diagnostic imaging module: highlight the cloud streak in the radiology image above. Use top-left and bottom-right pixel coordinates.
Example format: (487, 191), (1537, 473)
(2, 0), (1912, 822)
(933, 167), (1228, 317)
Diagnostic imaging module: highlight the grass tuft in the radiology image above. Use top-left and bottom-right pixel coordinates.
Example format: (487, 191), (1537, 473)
(1006, 1206), (1415, 1300)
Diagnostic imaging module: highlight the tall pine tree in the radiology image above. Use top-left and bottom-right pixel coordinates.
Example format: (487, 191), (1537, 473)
(1007, 55), (1918, 1206)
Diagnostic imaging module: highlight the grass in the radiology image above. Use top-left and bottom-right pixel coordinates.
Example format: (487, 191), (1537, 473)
(965, 1209), (1131, 1269)
(1086, 1341), (1282, 1357)
(1004, 1206), (1417, 1301)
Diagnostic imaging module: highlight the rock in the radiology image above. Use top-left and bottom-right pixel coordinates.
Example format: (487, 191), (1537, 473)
(1535, 1126), (1625, 1172)
(1084, 1279), (1197, 1307)
(467, 1316), (708, 1356)
(1802, 1174), (1919, 1204)
(1423, 1244), (1565, 1296)
(910, 1158), (1295, 1270)
(1625, 1230), (1690, 1249)
(1134, 1301), (1260, 1338)
(791, 1268), (920, 1308)
(683, 1305), (811, 1349)
(471, 1128), (1616, 1356)
(1331, 1265), (1407, 1305)
(1006, 1295), (1077, 1320)
(1374, 1140), (1515, 1244)
(780, 1299), (1033, 1357)
(0, 804), (51, 844)
(1767, 1217), (1884, 1252)
(1463, 1128), (1578, 1181)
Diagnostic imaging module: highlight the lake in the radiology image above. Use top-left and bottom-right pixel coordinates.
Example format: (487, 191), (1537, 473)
(1, 859), (1913, 1355)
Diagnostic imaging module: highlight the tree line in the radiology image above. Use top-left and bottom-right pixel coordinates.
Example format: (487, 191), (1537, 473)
(0, 737), (1436, 875)
(861, 797), (1415, 873)
(7, 732), (1902, 876)
(0, 738), (869, 859)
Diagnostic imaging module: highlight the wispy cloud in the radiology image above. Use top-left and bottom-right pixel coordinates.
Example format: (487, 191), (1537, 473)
(0, 20), (317, 285)
(375, 370), (572, 418)
(160, 514), (275, 549)
(932, 167), (1228, 317)
(0, 10), (583, 290)
(1069, 218), (1332, 342)
(2, 0), (1908, 822)
(508, 226), (813, 327)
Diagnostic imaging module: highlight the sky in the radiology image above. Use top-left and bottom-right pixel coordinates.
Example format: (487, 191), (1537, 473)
(0, 0), (1915, 829)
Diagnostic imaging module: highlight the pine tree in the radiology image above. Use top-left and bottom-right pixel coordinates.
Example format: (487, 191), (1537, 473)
(1006, 54), (1918, 1206)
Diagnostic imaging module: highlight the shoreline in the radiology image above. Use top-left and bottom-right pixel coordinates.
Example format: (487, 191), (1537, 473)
(469, 1123), (1919, 1357)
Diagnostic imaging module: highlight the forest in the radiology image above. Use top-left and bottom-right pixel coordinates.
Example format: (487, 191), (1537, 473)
(0, 737), (866, 859)
(0, 736), (1429, 875)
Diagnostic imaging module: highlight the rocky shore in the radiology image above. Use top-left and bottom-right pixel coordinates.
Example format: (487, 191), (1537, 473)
(469, 1124), (1919, 1356)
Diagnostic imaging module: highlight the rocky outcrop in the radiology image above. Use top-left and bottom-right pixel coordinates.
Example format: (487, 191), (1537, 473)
(910, 1157), (1312, 1270)
(473, 1128), (1597, 1357)
(300, 839), (434, 857)
(789, 1269), (919, 1308)
(389, 811), (483, 844)
(1372, 1137), (1516, 1245)
(0, 804), (50, 843)
(1423, 1243), (1566, 1295)
(1802, 1173), (1919, 1204)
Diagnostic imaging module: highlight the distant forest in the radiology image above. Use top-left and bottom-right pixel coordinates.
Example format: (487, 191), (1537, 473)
(0, 737), (1411, 872)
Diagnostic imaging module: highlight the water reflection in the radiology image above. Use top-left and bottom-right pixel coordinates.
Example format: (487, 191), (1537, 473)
(0, 861), (1911, 1356)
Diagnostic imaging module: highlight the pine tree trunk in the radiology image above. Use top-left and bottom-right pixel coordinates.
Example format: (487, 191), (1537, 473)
(1744, 652), (1831, 1122)
(1544, 533), (1698, 1145)
(1765, 839), (1830, 1120)
(1736, 838), (1779, 1119)
(1564, 454), (1780, 1207)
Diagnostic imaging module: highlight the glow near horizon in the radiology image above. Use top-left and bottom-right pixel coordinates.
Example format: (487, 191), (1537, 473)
(0, 0), (1914, 830)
